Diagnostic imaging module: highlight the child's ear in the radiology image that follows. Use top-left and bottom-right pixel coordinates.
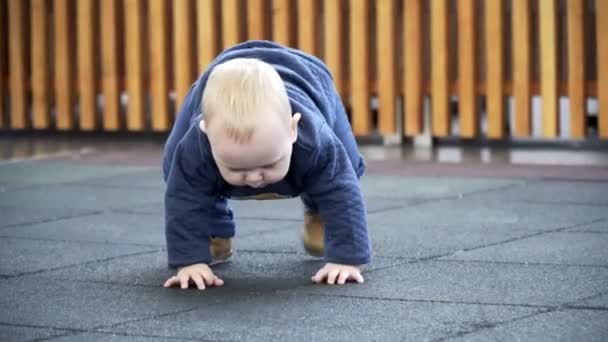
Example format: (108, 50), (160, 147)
(199, 119), (207, 133)
(290, 113), (301, 143)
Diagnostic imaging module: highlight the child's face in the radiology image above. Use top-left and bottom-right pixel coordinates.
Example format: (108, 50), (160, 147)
(201, 111), (300, 188)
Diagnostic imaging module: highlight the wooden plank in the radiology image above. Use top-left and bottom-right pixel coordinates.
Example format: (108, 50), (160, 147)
(100, 0), (120, 130)
(125, 0), (145, 131)
(430, 0), (450, 136)
(272, 0), (290, 46)
(31, 0), (50, 129)
(324, 0), (344, 98)
(8, 0), (27, 129)
(247, 0), (266, 40)
(174, 0), (194, 110)
(377, 0), (396, 134)
(77, 0), (97, 131)
(485, 0), (504, 138)
(149, 0), (170, 131)
(197, 0), (218, 71)
(0, 0), (6, 128)
(297, 0), (316, 55)
(457, 0), (477, 137)
(539, 0), (558, 137)
(54, 0), (74, 130)
(350, 0), (370, 135)
(512, 0), (532, 136)
(567, 0), (586, 138)
(222, 0), (240, 48)
(598, 0), (608, 138)
(404, 0), (423, 136)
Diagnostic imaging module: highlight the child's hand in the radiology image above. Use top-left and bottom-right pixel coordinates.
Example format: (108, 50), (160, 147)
(311, 263), (364, 285)
(163, 263), (224, 290)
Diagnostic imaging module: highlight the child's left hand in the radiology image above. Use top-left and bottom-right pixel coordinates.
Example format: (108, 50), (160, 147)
(311, 263), (364, 285)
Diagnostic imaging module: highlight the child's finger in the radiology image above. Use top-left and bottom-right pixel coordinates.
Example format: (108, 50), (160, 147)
(191, 274), (206, 290)
(311, 269), (327, 283)
(163, 276), (177, 288)
(213, 277), (225, 286)
(202, 273), (219, 287)
(180, 275), (190, 289)
(337, 271), (350, 285)
(327, 269), (340, 284)
(354, 272), (365, 283)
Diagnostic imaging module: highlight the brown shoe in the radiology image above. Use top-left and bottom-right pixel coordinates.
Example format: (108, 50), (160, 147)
(209, 237), (233, 265)
(302, 212), (324, 257)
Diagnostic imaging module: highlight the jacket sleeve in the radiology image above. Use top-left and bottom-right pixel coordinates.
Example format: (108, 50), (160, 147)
(302, 130), (371, 265)
(164, 139), (234, 269)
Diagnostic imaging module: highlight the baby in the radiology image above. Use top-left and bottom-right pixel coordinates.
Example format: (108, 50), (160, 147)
(162, 41), (371, 290)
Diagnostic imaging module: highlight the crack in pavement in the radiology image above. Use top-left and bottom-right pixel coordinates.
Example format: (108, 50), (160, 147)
(434, 258), (608, 269)
(0, 210), (105, 230)
(431, 291), (608, 341)
(1, 250), (162, 279)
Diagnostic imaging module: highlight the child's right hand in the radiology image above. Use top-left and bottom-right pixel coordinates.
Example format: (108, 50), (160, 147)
(163, 263), (224, 290)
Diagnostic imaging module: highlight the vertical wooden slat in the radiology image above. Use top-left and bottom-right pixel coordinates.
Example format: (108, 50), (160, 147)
(77, 0), (97, 131)
(404, 0), (423, 136)
(485, 0), (504, 138)
(197, 0), (218, 71)
(512, 0), (532, 136)
(297, 0), (316, 55)
(597, 0), (608, 138)
(125, 0), (145, 131)
(222, 0), (240, 48)
(324, 0), (344, 98)
(0, 0), (6, 128)
(175, 0), (194, 110)
(248, 0), (266, 40)
(350, 0), (370, 135)
(431, 0), (450, 136)
(9, 0), (27, 129)
(567, 0), (585, 138)
(377, 0), (396, 134)
(272, 0), (290, 46)
(150, 0), (170, 131)
(539, 0), (558, 137)
(54, 0), (74, 130)
(31, 0), (50, 129)
(458, 0), (477, 137)
(101, 0), (120, 130)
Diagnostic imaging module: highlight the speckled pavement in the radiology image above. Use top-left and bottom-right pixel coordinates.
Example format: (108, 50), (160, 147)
(1, 150), (607, 341)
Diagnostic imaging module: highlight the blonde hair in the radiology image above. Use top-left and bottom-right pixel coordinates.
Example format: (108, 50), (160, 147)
(201, 58), (291, 142)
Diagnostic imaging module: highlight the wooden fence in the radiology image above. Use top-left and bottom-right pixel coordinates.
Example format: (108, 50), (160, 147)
(1, 0), (606, 141)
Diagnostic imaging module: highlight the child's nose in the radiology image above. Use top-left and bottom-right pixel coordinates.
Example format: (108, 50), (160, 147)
(246, 171), (263, 182)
